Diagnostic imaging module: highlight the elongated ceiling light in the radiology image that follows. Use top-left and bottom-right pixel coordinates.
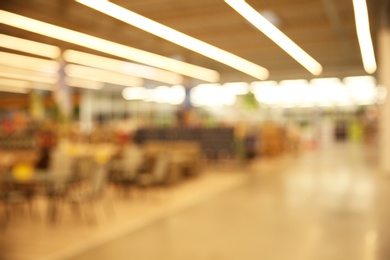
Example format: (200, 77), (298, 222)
(63, 50), (183, 85)
(0, 52), (59, 73)
(0, 65), (57, 79)
(0, 78), (30, 88)
(76, 0), (269, 80)
(225, 0), (322, 75)
(0, 78), (52, 91)
(66, 77), (104, 90)
(0, 71), (57, 85)
(0, 85), (29, 94)
(65, 64), (143, 87)
(0, 34), (61, 59)
(0, 10), (219, 82)
(352, 0), (377, 73)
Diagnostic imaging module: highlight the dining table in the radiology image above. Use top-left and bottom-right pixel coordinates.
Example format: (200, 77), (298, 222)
(0, 164), (84, 224)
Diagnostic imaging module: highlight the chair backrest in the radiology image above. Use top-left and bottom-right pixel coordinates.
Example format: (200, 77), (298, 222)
(49, 147), (74, 182)
(121, 145), (144, 179)
(90, 163), (108, 198)
(152, 153), (171, 184)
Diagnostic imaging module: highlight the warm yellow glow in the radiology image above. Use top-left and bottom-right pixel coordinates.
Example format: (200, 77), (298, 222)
(0, 52), (59, 73)
(0, 78), (30, 88)
(0, 85), (29, 94)
(65, 64), (143, 87)
(376, 86), (387, 103)
(352, 0), (377, 74)
(66, 77), (104, 90)
(0, 34), (61, 59)
(0, 71), (56, 86)
(0, 78), (47, 92)
(63, 50), (183, 84)
(225, 0), (322, 75)
(76, 0), (268, 80)
(0, 10), (219, 82)
(0, 65), (57, 79)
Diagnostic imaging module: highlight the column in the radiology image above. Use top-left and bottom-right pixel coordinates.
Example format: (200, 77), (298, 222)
(80, 90), (93, 134)
(378, 8), (390, 174)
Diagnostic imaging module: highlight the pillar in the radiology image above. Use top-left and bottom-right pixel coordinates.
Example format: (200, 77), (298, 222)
(378, 2), (390, 174)
(79, 90), (93, 134)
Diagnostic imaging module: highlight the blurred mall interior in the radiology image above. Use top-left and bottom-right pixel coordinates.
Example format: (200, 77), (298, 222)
(1, 0), (390, 259)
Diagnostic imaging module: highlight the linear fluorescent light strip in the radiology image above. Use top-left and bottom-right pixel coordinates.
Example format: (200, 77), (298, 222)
(63, 50), (183, 85)
(65, 64), (143, 87)
(352, 0), (377, 73)
(66, 77), (104, 90)
(0, 52), (59, 73)
(0, 85), (29, 94)
(225, 0), (322, 75)
(76, 0), (269, 80)
(0, 34), (61, 59)
(0, 78), (31, 88)
(0, 10), (219, 82)
(0, 65), (57, 79)
(0, 71), (57, 90)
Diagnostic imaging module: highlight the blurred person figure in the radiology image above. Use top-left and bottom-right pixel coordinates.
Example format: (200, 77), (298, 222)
(244, 128), (258, 161)
(35, 120), (57, 170)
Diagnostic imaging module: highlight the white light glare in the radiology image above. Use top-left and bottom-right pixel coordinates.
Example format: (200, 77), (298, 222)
(122, 87), (146, 100)
(344, 75), (377, 103)
(352, 0), (377, 73)
(225, 0), (322, 75)
(148, 85), (186, 105)
(223, 82), (249, 95)
(311, 77), (352, 105)
(250, 81), (279, 104)
(279, 80), (309, 106)
(190, 84), (237, 107)
(77, 0), (269, 80)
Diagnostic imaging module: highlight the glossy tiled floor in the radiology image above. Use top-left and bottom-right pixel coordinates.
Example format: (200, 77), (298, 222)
(68, 143), (389, 260)
(2, 142), (389, 260)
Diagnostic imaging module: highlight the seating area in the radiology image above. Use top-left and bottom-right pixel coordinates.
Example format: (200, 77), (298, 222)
(0, 138), (206, 229)
(0, 146), (249, 260)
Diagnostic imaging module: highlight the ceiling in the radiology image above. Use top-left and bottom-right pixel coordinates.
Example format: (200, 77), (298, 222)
(0, 0), (386, 87)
